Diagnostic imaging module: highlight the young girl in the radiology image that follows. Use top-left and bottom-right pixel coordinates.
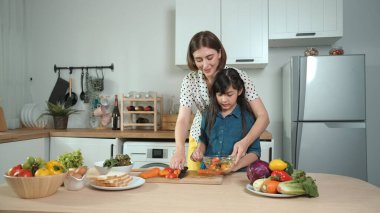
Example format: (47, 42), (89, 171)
(190, 68), (261, 171)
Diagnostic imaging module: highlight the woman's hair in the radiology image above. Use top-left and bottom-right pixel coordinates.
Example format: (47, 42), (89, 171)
(206, 68), (253, 137)
(186, 31), (227, 71)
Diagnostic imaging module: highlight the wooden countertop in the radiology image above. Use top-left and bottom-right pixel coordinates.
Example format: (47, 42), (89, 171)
(0, 173), (379, 213)
(0, 128), (272, 143)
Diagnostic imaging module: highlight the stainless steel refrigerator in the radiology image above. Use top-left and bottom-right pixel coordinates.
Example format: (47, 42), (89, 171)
(282, 55), (367, 181)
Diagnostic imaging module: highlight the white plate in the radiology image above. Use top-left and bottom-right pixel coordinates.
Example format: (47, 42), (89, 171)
(21, 103), (32, 127)
(245, 184), (299, 198)
(90, 176), (145, 191)
(27, 103), (37, 128)
(31, 103), (45, 128)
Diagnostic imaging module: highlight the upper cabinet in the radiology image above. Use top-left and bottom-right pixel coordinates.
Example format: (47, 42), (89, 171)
(175, 0), (268, 69)
(269, 0), (343, 47)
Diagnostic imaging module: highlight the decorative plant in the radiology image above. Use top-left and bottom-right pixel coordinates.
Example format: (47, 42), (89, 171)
(40, 102), (81, 117)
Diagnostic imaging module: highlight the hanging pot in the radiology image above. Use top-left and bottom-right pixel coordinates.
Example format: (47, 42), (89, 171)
(64, 77), (78, 108)
(49, 70), (69, 104)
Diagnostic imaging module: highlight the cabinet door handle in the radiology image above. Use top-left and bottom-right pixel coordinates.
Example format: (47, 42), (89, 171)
(296, 32), (316, 36)
(236, 59), (254, 62)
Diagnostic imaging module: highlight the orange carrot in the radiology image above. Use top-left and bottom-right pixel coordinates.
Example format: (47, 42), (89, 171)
(139, 168), (161, 179)
(261, 179), (280, 194)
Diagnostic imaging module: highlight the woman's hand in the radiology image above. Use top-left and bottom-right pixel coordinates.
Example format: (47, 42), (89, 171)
(230, 140), (250, 165)
(170, 151), (186, 170)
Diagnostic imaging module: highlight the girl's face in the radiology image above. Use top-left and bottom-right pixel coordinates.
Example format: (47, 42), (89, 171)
(216, 86), (243, 114)
(193, 47), (221, 80)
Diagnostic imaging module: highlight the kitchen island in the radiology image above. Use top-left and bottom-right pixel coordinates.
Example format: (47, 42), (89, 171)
(0, 173), (379, 213)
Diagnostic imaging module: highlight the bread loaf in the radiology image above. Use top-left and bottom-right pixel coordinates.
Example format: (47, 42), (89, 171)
(91, 172), (133, 187)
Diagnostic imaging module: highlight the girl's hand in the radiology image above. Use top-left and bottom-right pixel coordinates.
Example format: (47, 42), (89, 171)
(230, 140), (249, 165)
(190, 148), (204, 162)
(170, 151), (186, 170)
(190, 143), (205, 162)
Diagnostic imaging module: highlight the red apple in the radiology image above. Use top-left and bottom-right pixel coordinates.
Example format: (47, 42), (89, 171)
(14, 169), (33, 177)
(7, 164), (22, 176)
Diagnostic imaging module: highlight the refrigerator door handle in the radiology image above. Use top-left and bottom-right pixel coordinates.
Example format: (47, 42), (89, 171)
(295, 122), (302, 169)
(324, 122), (366, 129)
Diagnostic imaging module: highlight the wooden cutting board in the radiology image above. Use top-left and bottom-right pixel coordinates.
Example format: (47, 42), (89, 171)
(131, 169), (224, 185)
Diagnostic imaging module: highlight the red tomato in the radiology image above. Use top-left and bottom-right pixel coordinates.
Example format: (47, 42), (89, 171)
(211, 157), (220, 165)
(165, 173), (178, 179)
(173, 169), (180, 175)
(14, 169), (33, 177)
(163, 167), (174, 173)
(7, 164), (22, 176)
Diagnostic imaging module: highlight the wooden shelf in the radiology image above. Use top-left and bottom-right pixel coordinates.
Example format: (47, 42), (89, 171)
(124, 111), (155, 114)
(124, 123), (155, 127)
(120, 93), (163, 131)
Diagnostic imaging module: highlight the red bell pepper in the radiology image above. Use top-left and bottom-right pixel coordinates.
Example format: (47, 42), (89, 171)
(271, 170), (293, 182)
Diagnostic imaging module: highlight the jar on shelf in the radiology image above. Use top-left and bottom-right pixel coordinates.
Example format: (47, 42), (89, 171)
(329, 47), (344, 55)
(304, 47), (319, 56)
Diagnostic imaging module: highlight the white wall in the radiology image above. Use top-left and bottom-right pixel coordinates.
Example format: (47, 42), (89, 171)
(24, 0), (380, 186)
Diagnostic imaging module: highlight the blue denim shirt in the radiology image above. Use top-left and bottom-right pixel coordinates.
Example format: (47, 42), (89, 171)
(199, 104), (261, 158)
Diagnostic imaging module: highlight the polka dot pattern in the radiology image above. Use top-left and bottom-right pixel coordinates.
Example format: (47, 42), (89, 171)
(179, 66), (259, 142)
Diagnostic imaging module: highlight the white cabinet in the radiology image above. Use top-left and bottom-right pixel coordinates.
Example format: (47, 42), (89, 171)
(175, 0), (268, 68)
(269, 0), (343, 47)
(222, 0), (268, 66)
(50, 137), (123, 167)
(0, 138), (49, 184)
(175, 0), (220, 67)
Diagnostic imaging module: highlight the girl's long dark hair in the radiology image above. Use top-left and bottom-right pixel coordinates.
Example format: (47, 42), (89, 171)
(206, 68), (253, 137)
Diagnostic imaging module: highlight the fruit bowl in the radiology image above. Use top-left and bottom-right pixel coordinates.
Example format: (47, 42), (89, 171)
(94, 161), (134, 175)
(203, 155), (234, 174)
(4, 172), (66, 199)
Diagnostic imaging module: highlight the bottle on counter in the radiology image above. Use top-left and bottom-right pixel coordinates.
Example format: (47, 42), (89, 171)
(111, 95), (120, 130)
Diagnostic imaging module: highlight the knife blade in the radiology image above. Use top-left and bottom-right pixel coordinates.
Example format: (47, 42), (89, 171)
(178, 166), (188, 179)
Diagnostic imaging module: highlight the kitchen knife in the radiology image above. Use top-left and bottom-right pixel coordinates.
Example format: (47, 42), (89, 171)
(178, 166), (188, 179)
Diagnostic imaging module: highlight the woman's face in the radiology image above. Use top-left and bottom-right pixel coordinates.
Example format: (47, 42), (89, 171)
(193, 47), (221, 80)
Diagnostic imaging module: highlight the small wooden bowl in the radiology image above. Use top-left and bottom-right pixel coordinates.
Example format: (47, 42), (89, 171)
(4, 173), (67, 199)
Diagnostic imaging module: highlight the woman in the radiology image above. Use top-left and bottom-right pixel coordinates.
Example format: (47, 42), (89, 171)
(170, 31), (269, 170)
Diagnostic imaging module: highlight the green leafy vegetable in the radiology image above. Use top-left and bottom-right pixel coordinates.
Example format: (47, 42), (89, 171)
(103, 154), (131, 168)
(291, 169), (306, 179)
(277, 176), (319, 197)
(58, 150), (84, 169)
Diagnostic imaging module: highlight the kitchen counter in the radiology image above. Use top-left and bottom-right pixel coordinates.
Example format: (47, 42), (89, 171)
(0, 172), (379, 213)
(0, 128), (273, 143)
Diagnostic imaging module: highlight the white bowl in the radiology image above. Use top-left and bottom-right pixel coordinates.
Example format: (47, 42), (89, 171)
(64, 174), (87, 191)
(94, 161), (134, 175)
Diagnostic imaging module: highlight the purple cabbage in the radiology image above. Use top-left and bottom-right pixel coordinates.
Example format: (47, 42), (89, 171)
(246, 160), (271, 184)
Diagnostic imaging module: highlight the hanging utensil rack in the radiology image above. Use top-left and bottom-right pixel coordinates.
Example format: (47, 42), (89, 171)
(54, 63), (114, 74)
